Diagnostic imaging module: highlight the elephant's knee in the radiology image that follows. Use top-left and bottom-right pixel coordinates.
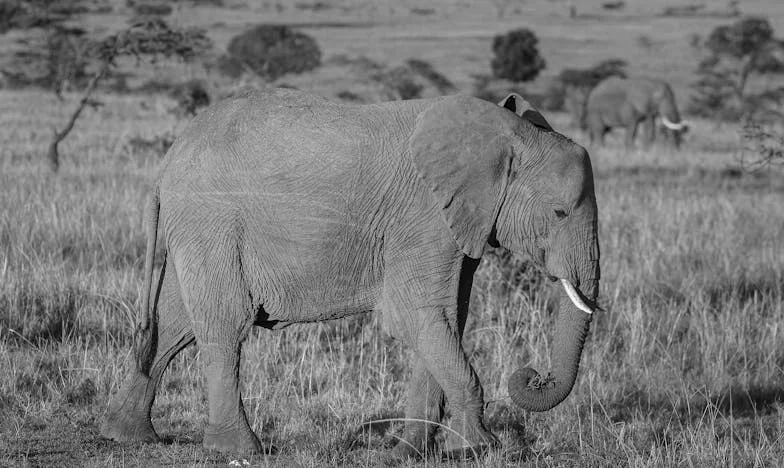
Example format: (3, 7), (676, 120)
(381, 309), (417, 346)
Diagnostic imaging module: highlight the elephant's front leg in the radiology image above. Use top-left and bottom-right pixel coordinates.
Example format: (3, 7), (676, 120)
(413, 309), (497, 458)
(391, 358), (444, 459)
(644, 115), (656, 147)
(385, 252), (494, 459)
(624, 120), (639, 150)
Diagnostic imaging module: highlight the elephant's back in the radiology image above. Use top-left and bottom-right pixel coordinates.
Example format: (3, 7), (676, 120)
(587, 77), (628, 104)
(156, 89), (384, 190)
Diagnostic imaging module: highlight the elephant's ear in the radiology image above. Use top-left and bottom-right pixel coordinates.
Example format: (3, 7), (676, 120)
(410, 95), (514, 258)
(498, 93), (554, 131)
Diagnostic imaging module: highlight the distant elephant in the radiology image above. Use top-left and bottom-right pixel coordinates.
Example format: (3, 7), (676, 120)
(100, 89), (600, 459)
(563, 83), (592, 129)
(585, 76), (689, 149)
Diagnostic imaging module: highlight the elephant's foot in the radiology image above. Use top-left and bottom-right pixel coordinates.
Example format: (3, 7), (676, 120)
(203, 424), (272, 454)
(442, 425), (499, 460)
(390, 438), (433, 460)
(101, 371), (160, 443)
(100, 411), (160, 443)
(389, 422), (438, 460)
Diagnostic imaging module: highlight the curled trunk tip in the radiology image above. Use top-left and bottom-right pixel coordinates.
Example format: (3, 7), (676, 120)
(508, 280), (594, 412)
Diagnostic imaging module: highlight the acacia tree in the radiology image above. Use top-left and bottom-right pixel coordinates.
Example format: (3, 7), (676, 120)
(1, 2), (212, 171)
(691, 16), (784, 120)
(43, 18), (211, 171)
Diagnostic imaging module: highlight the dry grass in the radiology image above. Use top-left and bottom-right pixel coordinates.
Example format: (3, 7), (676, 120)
(2, 1), (784, 466)
(2, 92), (783, 467)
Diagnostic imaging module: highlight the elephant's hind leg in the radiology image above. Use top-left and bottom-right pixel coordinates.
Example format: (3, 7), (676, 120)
(101, 260), (195, 443)
(175, 246), (265, 454)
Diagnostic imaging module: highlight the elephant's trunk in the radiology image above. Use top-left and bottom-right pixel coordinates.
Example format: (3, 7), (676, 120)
(508, 278), (595, 412)
(659, 85), (688, 132)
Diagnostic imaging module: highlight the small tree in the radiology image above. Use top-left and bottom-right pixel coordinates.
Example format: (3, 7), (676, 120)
(2, 3), (212, 171)
(490, 28), (546, 82)
(44, 18), (212, 171)
(690, 16), (784, 120)
(222, 24), (321, 81)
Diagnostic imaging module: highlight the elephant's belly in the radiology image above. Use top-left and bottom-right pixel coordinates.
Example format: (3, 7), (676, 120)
(255, 305), (375, 330)
(251, 277), (384, 325)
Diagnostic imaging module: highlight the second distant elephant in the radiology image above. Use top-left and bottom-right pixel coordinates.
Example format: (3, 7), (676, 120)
(585, 77), (689, 149)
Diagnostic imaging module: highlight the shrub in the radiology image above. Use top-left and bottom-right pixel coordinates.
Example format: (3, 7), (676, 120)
(471, 74), (519, 104)
(741, 116), (784, 167)
(214, 54), (246, 78)
(368, 59), (455, 101)
(336, 90), (363, 103)
(490, 28), (546, 82)
(0, 0), (80, 33)
(0, 1), (25, 33)
(224, 24), (321, 81)
(127, 132), (175, 156)
(3, 25), (92, 93)
(405, 59), (455, 94)
(169, 79), (211, 117)
(132, 2), (173, 16)
(372, 66), (423, 100)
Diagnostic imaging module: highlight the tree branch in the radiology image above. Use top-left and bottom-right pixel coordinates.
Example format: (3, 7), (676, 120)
(46, 59), (111, 172)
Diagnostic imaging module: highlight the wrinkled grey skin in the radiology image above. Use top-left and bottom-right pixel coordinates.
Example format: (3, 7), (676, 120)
(100, 89), (600, 459)
(585, 77), (688, 149)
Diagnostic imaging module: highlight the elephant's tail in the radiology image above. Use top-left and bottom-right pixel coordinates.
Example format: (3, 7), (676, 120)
(134, 187), (161, 376)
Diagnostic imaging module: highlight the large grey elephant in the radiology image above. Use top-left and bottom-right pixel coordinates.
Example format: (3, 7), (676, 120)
(100, 89), (600, 459)
(585, 76), (689, 149)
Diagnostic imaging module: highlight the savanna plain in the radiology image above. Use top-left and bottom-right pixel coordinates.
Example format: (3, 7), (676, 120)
(2, 0), (784, 466)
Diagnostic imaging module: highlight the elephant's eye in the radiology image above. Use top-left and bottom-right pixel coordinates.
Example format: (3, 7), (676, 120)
(554, 209), (568, 219)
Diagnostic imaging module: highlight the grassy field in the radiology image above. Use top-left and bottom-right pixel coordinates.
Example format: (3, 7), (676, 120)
(2, 1), (784, 466)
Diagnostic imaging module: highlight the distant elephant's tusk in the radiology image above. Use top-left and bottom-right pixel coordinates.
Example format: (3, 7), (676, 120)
(560, 279), (594, 315)
(661, 116), (686, 131)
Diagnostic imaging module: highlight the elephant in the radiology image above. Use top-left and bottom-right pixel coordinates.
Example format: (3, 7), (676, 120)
(585, 76), (689, 149)
(100, 89), (600, 459)
(563, 82), (592, 130)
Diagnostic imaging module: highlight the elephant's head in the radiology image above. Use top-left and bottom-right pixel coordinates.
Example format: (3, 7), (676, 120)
(656, 83), (689, 149)
(410, 93), (599, 412)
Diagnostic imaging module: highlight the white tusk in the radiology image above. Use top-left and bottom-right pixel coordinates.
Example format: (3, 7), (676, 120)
(560, 279), (594, 315)
(661, 116), (685, 131)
